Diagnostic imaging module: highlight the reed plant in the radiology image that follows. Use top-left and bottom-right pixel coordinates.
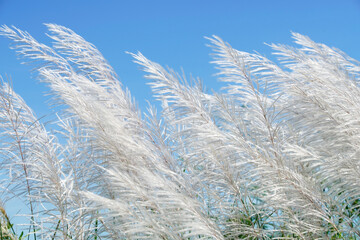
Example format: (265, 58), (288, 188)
(0, 24), (359, 239)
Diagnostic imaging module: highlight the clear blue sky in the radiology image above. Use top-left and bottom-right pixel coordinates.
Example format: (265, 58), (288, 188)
(0, 0), (360, 117)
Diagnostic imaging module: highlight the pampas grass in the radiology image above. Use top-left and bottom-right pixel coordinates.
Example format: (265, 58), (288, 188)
(0, 24), (359, 239)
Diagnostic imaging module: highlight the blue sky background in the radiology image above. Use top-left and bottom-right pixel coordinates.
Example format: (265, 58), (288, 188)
(1, 0), (360, 118)
(0, 0), (360, 229)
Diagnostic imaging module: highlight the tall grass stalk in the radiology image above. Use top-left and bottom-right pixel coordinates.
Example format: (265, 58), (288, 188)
(0, 24), (359, 239)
